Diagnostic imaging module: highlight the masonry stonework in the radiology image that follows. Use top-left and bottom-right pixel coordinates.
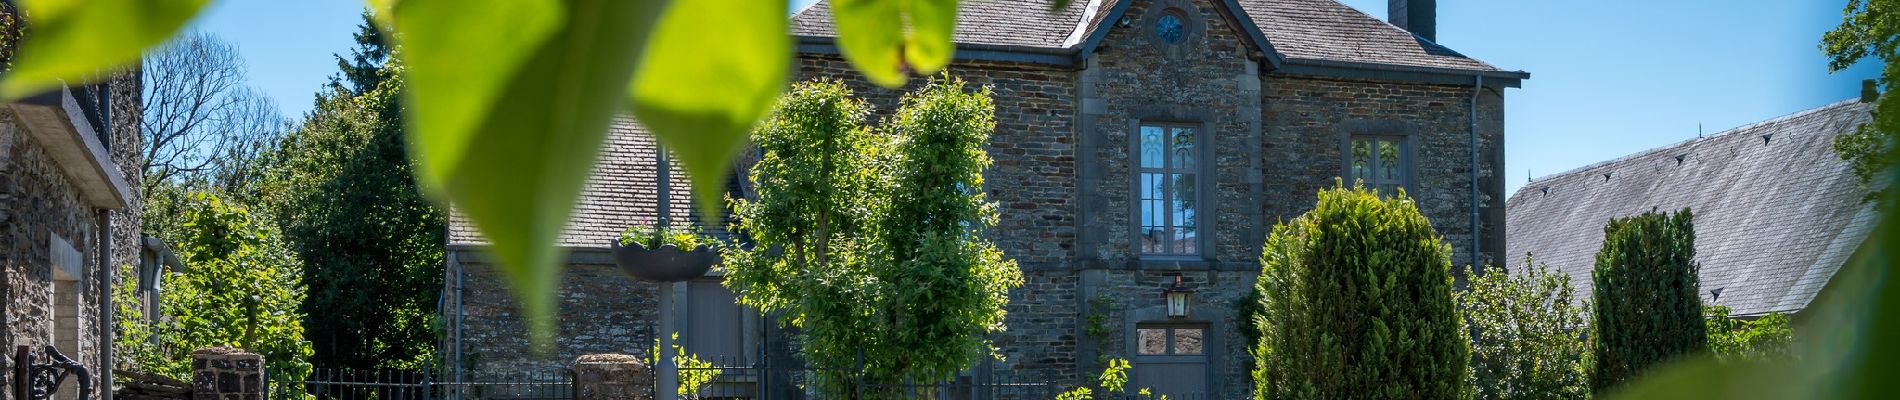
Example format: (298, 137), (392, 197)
(452, 258), (660, 380)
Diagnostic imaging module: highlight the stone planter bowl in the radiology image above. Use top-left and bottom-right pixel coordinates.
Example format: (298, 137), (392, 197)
(609, 240), (718, 282)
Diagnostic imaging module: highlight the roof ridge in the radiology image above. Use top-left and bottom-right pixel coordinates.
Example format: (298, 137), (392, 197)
(1521, 98), (1866, 190)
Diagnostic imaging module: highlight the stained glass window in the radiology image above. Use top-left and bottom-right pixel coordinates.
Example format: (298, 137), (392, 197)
(1349, 136), (1409, 195)
(1140, 124), (1198, 255)
(1155, 12), (1185, 44)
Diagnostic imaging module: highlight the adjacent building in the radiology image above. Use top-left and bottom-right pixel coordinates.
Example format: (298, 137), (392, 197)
(1506, 98), (1876, 318)
(444, 0), (1525, 398)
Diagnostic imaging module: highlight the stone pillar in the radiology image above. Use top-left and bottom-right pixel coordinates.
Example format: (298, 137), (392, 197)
(190, 346), (263, 400)
(572, 354), (654, 400)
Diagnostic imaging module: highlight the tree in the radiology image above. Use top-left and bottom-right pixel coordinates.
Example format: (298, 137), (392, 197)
(1251, 184), (1469, 400)
(1825, 0), (1900, 208)
(141, 32), (288, 193)
(260, 23), (443, 371)
(1589, 209), (1706, 394)
(1457, 258), (1589, 400)
(114, 191), (314, 380)
(1703, 306), (1794, 364)
(724, 78), (1022, 396)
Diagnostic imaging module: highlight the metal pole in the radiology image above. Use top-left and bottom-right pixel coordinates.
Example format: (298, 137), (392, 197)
(658, 283), (680, 399)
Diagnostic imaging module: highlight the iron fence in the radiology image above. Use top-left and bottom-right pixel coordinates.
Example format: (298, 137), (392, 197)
(265, 367), (573, 400)
(671, 355), (1059, 400)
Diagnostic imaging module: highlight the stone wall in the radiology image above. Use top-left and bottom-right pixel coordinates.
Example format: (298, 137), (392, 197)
(450, 255), (659, 381)
(2, 108), (99, 400)
(1, 72), (145, 400)
(1259, 73), (1506, 267)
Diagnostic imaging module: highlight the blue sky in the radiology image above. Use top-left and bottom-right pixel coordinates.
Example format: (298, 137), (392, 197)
(191, 0), (1878, 196)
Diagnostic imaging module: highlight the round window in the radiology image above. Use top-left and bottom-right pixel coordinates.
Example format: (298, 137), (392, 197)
(1155, 11), (1185, 44)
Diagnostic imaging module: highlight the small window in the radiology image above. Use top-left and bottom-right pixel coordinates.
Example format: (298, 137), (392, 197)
(1154, 11), (1186, 44)
(1136, 326), (1205, 355)
(1349, 135), (1409, 195)
(1138, 123), (1199, 256)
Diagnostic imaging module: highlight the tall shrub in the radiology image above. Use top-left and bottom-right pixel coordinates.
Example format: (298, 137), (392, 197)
(1589, 208), (1705, 394)
(724, 77), (1022, 396)
(1458, 258), (1590, 399)
(1252, 183), (1468, 399)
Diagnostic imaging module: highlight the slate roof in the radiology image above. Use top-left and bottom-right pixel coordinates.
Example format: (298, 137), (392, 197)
(789, 0), (1509, 73)
(1505, 99), (1877, 317)
(448, 117), (740, 249)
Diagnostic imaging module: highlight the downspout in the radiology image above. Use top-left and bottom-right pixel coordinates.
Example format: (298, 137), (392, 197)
(1468, 75), (1483, 271)
(97, 209), (114, 400)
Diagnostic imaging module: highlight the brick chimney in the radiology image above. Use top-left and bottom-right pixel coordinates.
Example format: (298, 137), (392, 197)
(1388, 0), (1436, 42)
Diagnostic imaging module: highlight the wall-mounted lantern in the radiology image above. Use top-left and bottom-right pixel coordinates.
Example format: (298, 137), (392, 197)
(1164, 275), (1195, 318)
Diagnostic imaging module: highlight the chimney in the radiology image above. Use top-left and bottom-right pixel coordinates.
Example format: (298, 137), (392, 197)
(1388, 0), (1437, 42)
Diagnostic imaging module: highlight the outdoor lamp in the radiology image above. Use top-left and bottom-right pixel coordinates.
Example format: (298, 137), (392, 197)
(1164, 275), (1195, 318)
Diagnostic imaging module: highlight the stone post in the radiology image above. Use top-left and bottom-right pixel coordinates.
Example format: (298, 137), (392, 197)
(572, 354), (654, 400)
(190, 346), (263, 400)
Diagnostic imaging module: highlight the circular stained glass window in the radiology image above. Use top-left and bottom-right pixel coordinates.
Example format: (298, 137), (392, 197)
(1155, 12), (1185, 44)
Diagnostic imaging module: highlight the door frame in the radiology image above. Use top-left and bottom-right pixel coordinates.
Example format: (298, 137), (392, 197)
(1122, 304), (1225, 398)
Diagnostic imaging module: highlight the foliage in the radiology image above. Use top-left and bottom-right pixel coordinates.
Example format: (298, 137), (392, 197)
(260, 37), (442, 371)
(1590, 208), (1706, 394)
(649, 333), (723, 398)
(115, 190), (314, 381)
(618, 223), (721, 250)
(1825, 0), (1900, 207)
(0, 0), (208, 97)
(723, 78), (1022, 395)
(1251, 183), (1469, 400)
(1054, 358), (1172, 400)
(1457, 258), (1589, 400)
(1703, 306), (1794, 364)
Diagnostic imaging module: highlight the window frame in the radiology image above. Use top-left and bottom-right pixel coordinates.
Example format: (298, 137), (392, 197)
(1343, 133), (1416, 195)
(1132, 121), (1211, 259)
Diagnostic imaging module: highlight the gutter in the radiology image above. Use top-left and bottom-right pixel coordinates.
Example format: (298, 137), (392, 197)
(1278, 58), (1528, 87)
(97, 210), (114, 400)
(1468, 75), (1483, 271)
(796, 36), (1082, 66)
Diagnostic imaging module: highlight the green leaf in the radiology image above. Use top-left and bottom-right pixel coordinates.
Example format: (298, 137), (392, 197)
(385, 0), (667, 345)
(0, 0), (209, 98)
(830, 0), (906, 87)
(629, 0), (790, 221)
(904, 0), (957, 74)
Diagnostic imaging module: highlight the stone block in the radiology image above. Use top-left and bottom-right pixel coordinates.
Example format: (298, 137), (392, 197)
(573, 354), (653, 400)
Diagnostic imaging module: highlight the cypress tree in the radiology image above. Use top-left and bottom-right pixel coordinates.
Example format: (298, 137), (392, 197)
(1589, 208), (1706, 394)
(1252, 183), (1469, 399)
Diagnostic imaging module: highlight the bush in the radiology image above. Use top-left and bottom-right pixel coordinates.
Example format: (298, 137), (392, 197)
(1252, 183), (1469, 399)
(1704, 305), (1794, 363)
(115, 191), (314, 380)
(1458, 258), (1590, 399)
(1589, 208), (1706, 394)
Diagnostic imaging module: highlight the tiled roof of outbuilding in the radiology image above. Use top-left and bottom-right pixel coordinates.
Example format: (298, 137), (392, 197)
(448, 117), (738, 249)
(1505, 99), (1877, 317)
(789, 0), (1509, 73)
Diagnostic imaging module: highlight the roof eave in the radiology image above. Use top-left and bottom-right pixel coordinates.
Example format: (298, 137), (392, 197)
(1275, 58), (1528, 87)
(795, 35), (1080, 66)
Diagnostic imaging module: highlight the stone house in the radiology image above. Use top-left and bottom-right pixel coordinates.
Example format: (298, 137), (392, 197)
(1507, 98), (1876, 318)
(0, 71), (145, 399)
(442, 0), (1524, 398)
